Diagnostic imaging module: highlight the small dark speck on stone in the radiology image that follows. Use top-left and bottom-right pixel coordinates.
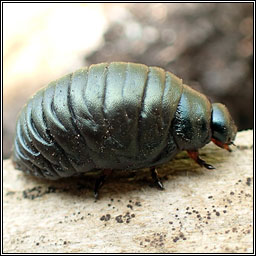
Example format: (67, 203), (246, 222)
(208, 196), (213, 199)
(36, 242), (39, 246)
(135, 201), (142, 206)
(216, 212), (220, 216)
(131, 214), (135, 218)
(173, 236), (179, 242)
(186, 207), (189, 210)
(169, 221), (173, 224)
(129, 200), (132, 203)
(223, 210), (227, 213)
(115, 215), (123, 223)
(230, 192), (234, 195)
(100, 214), (111, 221)
(64, 241), (67, 245)
(127, 204), (133, 210)
(246, 177), (251, 186)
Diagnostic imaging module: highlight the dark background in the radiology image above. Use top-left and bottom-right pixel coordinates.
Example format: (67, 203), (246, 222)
(3, 3), (253, 159)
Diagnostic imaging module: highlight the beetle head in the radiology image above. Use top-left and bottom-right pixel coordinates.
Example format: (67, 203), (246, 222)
(211, 103), (237, 151)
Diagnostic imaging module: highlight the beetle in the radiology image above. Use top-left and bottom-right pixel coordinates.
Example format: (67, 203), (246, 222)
(11, 62), (237, 198)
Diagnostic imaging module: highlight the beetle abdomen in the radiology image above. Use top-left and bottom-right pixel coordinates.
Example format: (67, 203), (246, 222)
(12, 62), (187, 179)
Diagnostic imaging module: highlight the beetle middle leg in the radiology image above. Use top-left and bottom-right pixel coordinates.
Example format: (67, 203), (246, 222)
(150, 167), (164, 190)
(94, 169), (112, 199)
(187, 150), (215, 169)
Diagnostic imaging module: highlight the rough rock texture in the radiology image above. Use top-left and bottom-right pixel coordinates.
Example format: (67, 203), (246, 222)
(3, 130), (253, 253)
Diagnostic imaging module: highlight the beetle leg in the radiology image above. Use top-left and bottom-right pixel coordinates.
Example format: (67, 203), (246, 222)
(211, 138), (232, 152)
(187, 150), (215, 170)
(150, 167), (164, 190)
(94, 169), (112, 199)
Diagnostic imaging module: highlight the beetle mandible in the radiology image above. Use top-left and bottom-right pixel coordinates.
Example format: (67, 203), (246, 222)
(11, 62), (237, 198)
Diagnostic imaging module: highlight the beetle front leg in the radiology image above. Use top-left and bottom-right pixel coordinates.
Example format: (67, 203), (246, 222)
(150, 167), (164, 190)
(187, 150), (215, 170)
(94, 169), (112, 199)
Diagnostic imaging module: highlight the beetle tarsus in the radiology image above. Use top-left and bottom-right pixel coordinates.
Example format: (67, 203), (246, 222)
(198, 159), (215, 169)
(187, 150), (215, 170)
(94, 169), (112, 199)
(150, 167), (164, 190)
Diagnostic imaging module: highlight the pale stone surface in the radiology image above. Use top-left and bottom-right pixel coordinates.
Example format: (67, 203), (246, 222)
(3, 130), (253, 253)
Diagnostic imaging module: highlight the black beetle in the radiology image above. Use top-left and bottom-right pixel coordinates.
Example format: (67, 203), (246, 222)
(12, 62), (237, 197)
